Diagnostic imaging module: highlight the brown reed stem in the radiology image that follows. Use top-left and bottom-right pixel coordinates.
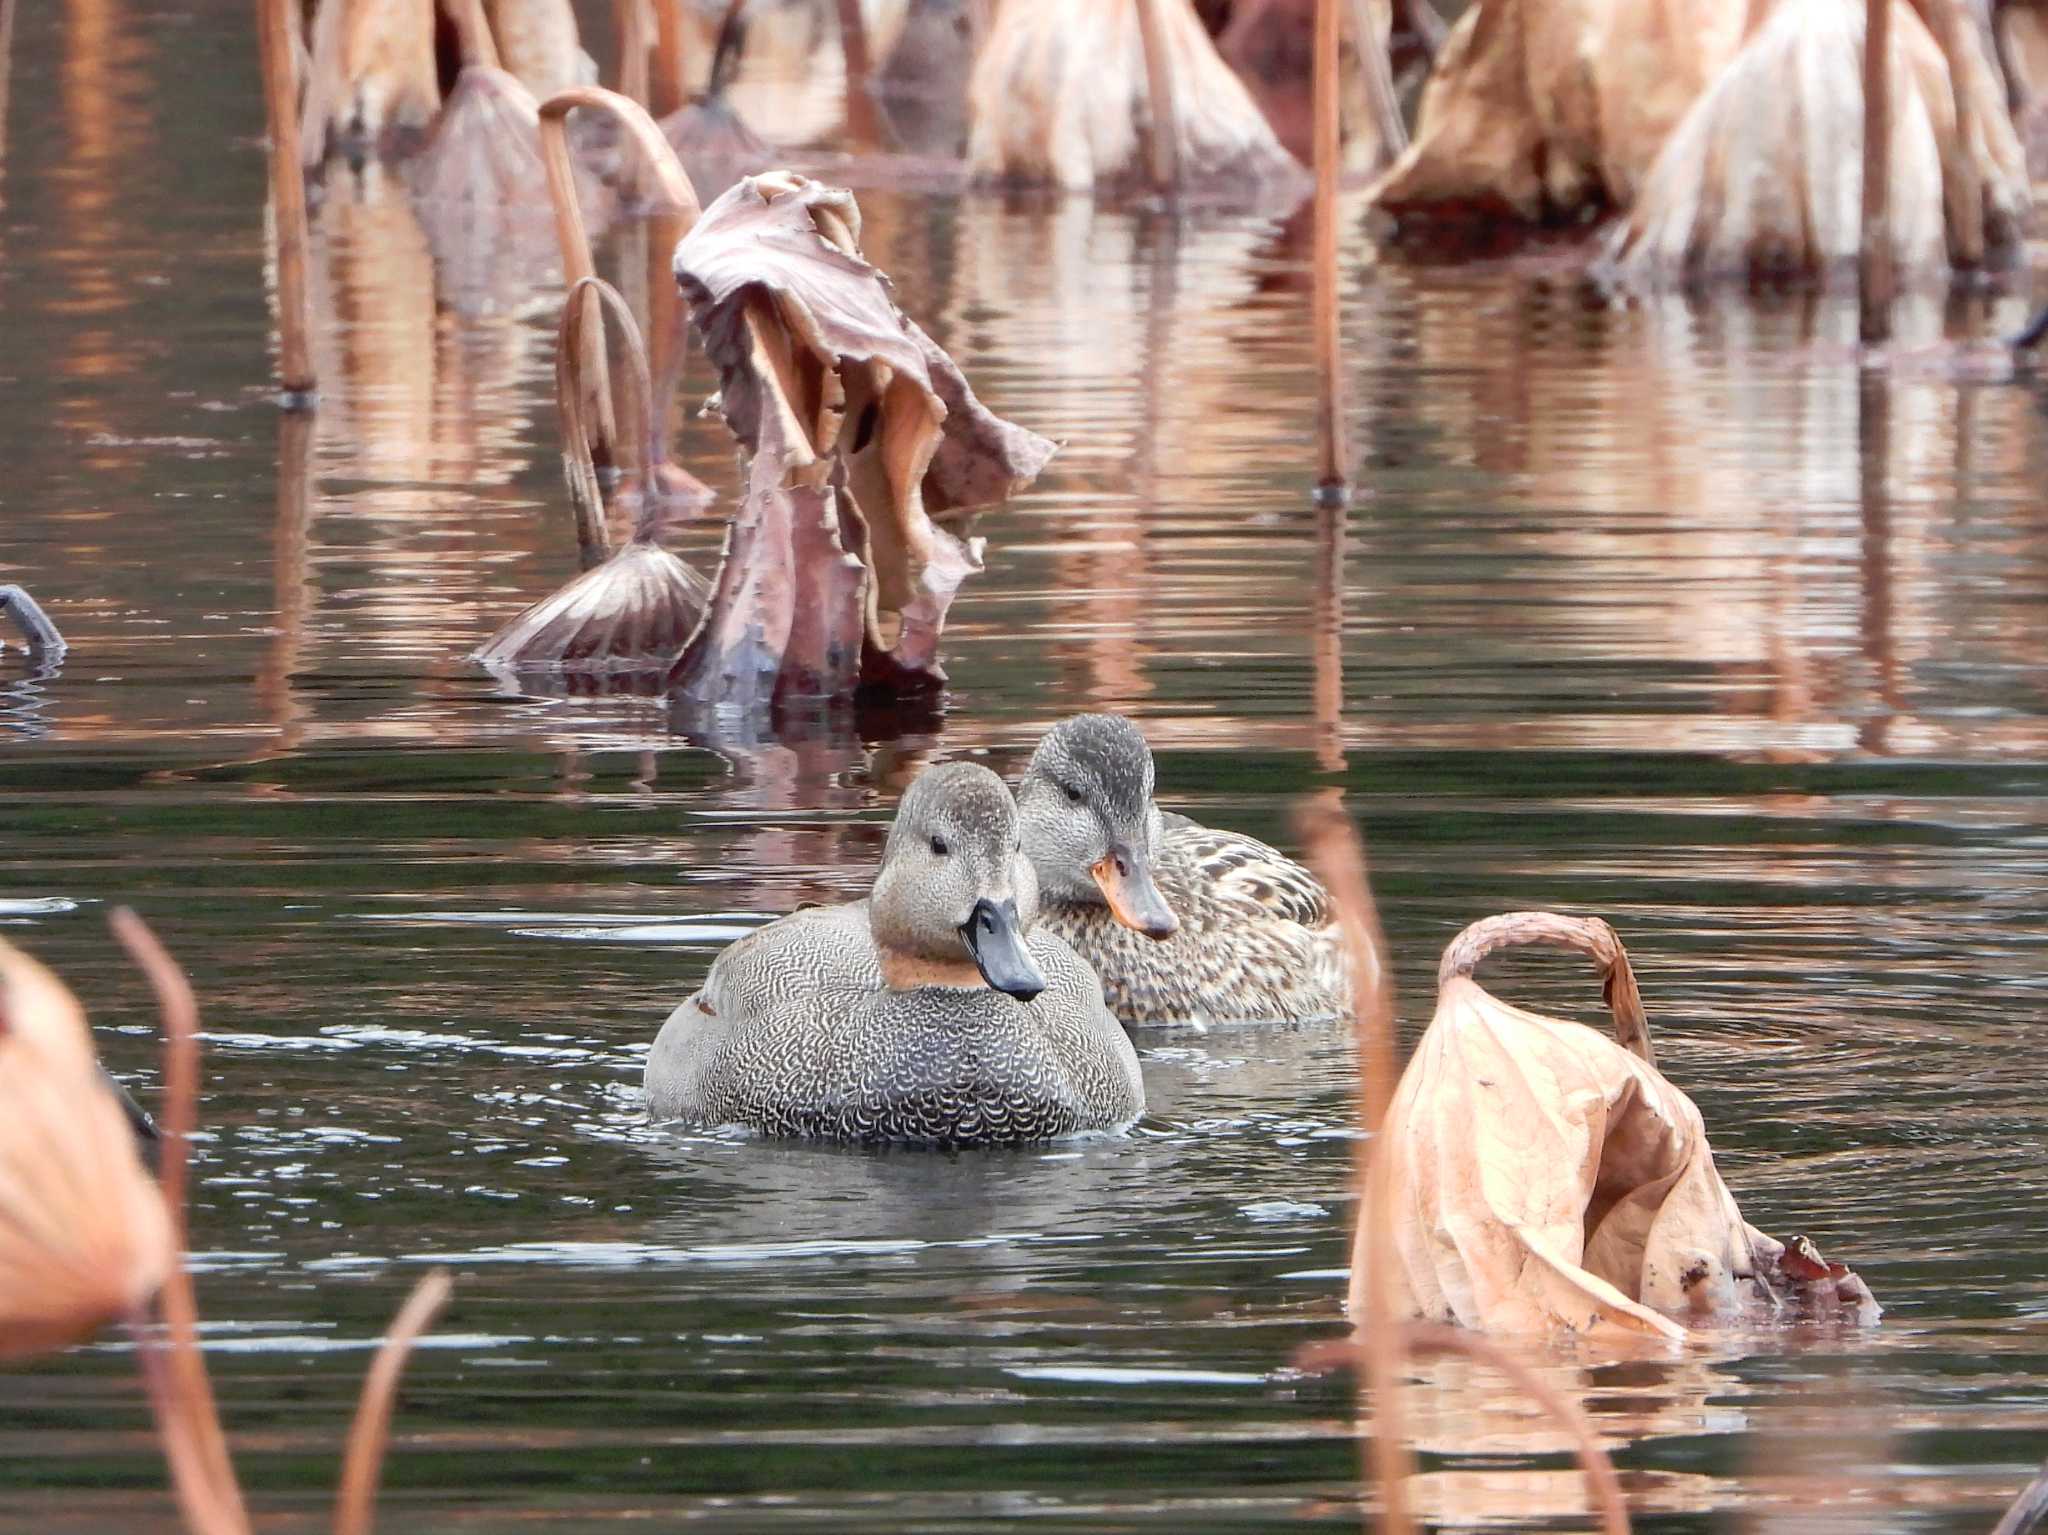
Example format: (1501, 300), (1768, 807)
(1860, 0), (1893, 344)
(111, 910), (253, 1535)
(835, 0), (871, 81)
(616, 0), (650, 104)
(1133, 0), (1181, 192)
(1296, 803), (1409, 1534)
(556, 277), (663, 562)
(651, 0), (685, 116)
(1313, 0), (1346, 494)
(256, 0), (316, 403)
(333, 1269), (453, 1535)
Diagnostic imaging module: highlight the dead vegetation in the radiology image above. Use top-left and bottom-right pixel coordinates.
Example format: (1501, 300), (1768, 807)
(0, 914), (447, 1534)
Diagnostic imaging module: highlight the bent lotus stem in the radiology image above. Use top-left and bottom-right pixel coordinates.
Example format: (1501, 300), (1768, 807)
(111, 909), (254, 1535)
(255, 0), (316, 402)
(333, 1269), (454, 1535)
(1296, 803), (1409, 1534)
(555, 276), (663, 567)
(539, 86), (704, 476)
(1312, 0), (1345, 495)
(1436, 910), (1656, 1067)
(1133, 0), (1181, 191)
(0, 584), (66, 659)
(1992, 1459), (2048, 1535)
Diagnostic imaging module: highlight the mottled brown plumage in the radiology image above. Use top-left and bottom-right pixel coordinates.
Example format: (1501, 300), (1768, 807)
(1018, 716), (1349, 1026)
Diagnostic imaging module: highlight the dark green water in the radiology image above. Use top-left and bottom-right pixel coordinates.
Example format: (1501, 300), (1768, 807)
(7, 3), (2048, 1530)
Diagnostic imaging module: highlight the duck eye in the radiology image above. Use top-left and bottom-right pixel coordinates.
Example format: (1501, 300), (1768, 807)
(1062, 783), (1084, 805)
(930, 836), (949, 856)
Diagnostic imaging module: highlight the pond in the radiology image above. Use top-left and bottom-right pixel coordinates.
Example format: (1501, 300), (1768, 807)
(6, 3), (2048, 1530)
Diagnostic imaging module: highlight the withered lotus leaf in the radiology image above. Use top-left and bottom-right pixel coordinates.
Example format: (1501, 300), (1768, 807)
(1353, 912), (1878, 1339)
(408, 66), (550, 212)
(1600, 0), (2027, 284)
(671, 172), (1055, 697)
(300, 0), (441, 167)
(474, 277), (711, 677)
(965, 0), (1301, 190)
(1365, 0), (1745, 225)
(0, 941), (173, 1357)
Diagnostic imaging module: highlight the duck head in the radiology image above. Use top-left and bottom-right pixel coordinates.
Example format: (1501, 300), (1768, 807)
(871, 762), (1046, 1001)
(1017, 715), (1179, 941)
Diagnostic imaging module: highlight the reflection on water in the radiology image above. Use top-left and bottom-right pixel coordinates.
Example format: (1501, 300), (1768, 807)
(5, 3), (2048, 1532)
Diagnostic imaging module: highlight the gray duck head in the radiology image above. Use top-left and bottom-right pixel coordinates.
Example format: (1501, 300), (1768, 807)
(1016, 715), (1179, 940)
(871, 761), (1046, 1001)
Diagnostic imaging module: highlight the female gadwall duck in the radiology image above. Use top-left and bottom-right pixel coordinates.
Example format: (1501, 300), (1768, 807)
(643, 761), (1144, 1144)
(1017, 715), (1349, 1026)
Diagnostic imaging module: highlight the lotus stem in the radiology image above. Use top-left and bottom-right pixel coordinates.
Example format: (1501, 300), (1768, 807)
(836, 0), (871, 81)
(1133, 0), (1181, 191)
(1296, 804), (1409, 1534)
(651, 0), (685, 116)
(256, 0), (316, 403)
(1436, 911), (1656, 1067)
(0, 584), (66, 659)
(333, 1270), (453, 1535)
(1346, 0), (1407, 168)
(616, 0), (650, 104)
(538, 87), (702, 478)
(556, 277), (664, 564)
(111, 910), (253, 1535)
(1860, 0), (1893, 343)
(1312, 0), (1346, 496)
(1992, 1459), (2048, 1535)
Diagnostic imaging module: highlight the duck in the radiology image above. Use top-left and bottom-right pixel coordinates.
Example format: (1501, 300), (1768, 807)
(643, 761), (1144, 1145)
(1016, 714), (1350, 1026)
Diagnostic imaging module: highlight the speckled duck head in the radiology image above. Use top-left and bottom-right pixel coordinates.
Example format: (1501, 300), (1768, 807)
(1016, 715), (1179, 940)
(870, 762), (1046, 1001)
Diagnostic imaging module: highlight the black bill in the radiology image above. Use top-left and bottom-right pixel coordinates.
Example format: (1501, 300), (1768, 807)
(959, 897), (1047, 1001)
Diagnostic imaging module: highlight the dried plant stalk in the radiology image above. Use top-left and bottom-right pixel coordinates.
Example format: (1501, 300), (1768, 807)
(539, 85), (703, 477)
(1436, 910), (1655, 1066)
(334, 1269), (454, 1535)
(1992, 1459), (2048, 1535)
(256, 0), (316, 400)
(1312, 0), (1345, 494)
(111, 909), (253, 1535)
(1861, 0), (1894, 342)
(473, 277), (710, 672)
(1297, 800), (1409, 1534)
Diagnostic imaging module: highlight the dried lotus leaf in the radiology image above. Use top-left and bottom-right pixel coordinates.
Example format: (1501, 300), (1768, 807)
(0, 941), (173, 1357)
(1599, 0), (2026, 285)
(965, 0), (1301, 191)
(1354, 912), (1879, 1337)
(672, 172), (1053, 696)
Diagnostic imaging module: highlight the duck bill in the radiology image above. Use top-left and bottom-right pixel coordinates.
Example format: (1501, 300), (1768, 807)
(959, 897), (1047, 1001)
(1090, 849), (1180, 940)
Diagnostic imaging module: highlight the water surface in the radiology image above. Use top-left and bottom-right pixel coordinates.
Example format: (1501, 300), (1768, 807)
(5, 4), (2048, 1530)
